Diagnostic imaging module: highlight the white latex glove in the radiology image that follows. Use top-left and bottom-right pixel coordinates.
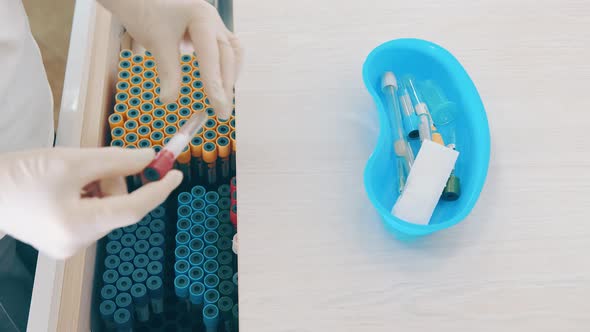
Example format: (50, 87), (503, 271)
(0, 147), (182, 259)
(98, 0), (243, 120)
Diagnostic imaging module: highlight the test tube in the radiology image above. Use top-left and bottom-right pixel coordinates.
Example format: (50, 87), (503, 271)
(142, 112), (207, 183)
(203, 142), (218, 186)
(189, 282), (206, 321)
(175, 275), (190, 300)
(230, 131), (236, 175)
(404, 75), (446, 144)
(113, 308), (133, 332)
(203, 304), (220, 332)
(175, 260), (191, 277)
(397, 81), (420, 139)
(146, 276), (164, 314)
(217, 137), (231, 182)
(218, 280), (235, 298)
(99, 300), (117, 330)
(190, 136), (206, 184)
(382, 72), (414, 177)
(218, 296), (234, 332)
(131, 283), (150, 322)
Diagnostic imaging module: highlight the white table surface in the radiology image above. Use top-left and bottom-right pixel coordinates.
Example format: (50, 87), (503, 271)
(235, 0), (590, 331)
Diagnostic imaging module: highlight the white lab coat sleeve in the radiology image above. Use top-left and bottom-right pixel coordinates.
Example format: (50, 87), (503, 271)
(0, 0), (55, 240)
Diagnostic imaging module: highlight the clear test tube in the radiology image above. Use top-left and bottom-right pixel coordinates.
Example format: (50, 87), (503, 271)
(403, 75), (434, 142)
(381, 72), (414, 173)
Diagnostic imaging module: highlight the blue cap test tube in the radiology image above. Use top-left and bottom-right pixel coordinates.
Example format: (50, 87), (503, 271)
(175, 245), (191, 261)
(138, 214), (152, 226)
(189, 252), (205, 267)
(204, 217), (220, 231)
(134, 239), (150, 254)
(191, 199), (206, 212)
(102, 269), (119, 285)
(113, 308), (133, 332)
(203, 304), (220, 332)
(175, 275), (190, 299)
(131, 283), (150, 322)
(190, 225), (206, 239)
(118, 262), (134, 277)
(115, 277), (132, 293)
(135, 226), (152, 241)
(205, 192), (220, 205)
(178, 192), (193, 206)
(176, 231), (191, 247)
(147, 276), (164, 314)
(147, 261), (163, 277)
(175, 260), (190, 277)
(119, 248), (135, 262)
(191, 210), (206, 224)
(132, 268), (148, 284)
(149, 219), (165, 234)
(148, 247), (164, 263)
(104, 255), (121, 270)
(188, 266), (205, 283)
(189, 238), (205, 253)
(149, 233), (165, 248)
(204, 232), (219, 246)
(107, 229), (123, 241)
(203, 260), (219, 275)
(101, 284), (117, 301)
(204, 274), (220, 290)
(178, 205), (192, 219)
(120, 233), (136, 248)
(150, 205), (166, 219)
(191, 185), (206, 199)
(106, 241), (122, 255)
(204, 245), (219, 260)
(133, 254), (149, 269)
(177, 218), (191, 232)
(115, 292), (132, 311)
(99, 299), (117, 329)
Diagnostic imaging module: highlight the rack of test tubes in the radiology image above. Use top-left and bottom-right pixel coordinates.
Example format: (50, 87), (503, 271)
(173, 183), (238, 332)
(94, 49), (239, 331)
(108, 50), (236, 191)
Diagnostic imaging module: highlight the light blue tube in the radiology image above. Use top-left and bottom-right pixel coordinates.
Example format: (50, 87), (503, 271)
(131, 283), (149, 322)
(205, 204), (220, 218)
(178, 205), (192, 219)
(189, 252), (205, 267)
(191, 199), (206, 212)
(174, 260), (190, 276)
(189, 282), (205, 305)
(177, 218), (192, 232)
(146, 276), (164, 314)
(190, 225), (206, 239)
(189, 238), (204, 253)
(204, 274), (220, 290)
(203, 259), (219, 275)
(203, 304), (220, 332)
(188, 266), (204, 283)
(175, 245), (191, 261)
(191, 211), (206, 225)
(175, 231), (191, 247)
(204, 289), (220, 305)
(174, 275), (190, 299)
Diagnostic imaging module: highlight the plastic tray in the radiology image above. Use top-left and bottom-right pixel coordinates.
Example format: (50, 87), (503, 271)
(362, 38), (490, 236)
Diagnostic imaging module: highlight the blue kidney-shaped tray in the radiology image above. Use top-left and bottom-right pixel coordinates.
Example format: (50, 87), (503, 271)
(363, 38), (490, 236)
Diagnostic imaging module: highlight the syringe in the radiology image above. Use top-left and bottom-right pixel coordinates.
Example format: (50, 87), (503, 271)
(382, 72), (414, 185)
(142, 111), (208, 182)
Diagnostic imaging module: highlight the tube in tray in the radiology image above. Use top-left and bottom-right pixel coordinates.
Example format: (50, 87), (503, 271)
(142, 112), (208, 182)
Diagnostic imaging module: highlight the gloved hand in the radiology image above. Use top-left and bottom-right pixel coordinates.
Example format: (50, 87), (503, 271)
(98, 0), (243, 120)
(0, 147), (182, 259)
